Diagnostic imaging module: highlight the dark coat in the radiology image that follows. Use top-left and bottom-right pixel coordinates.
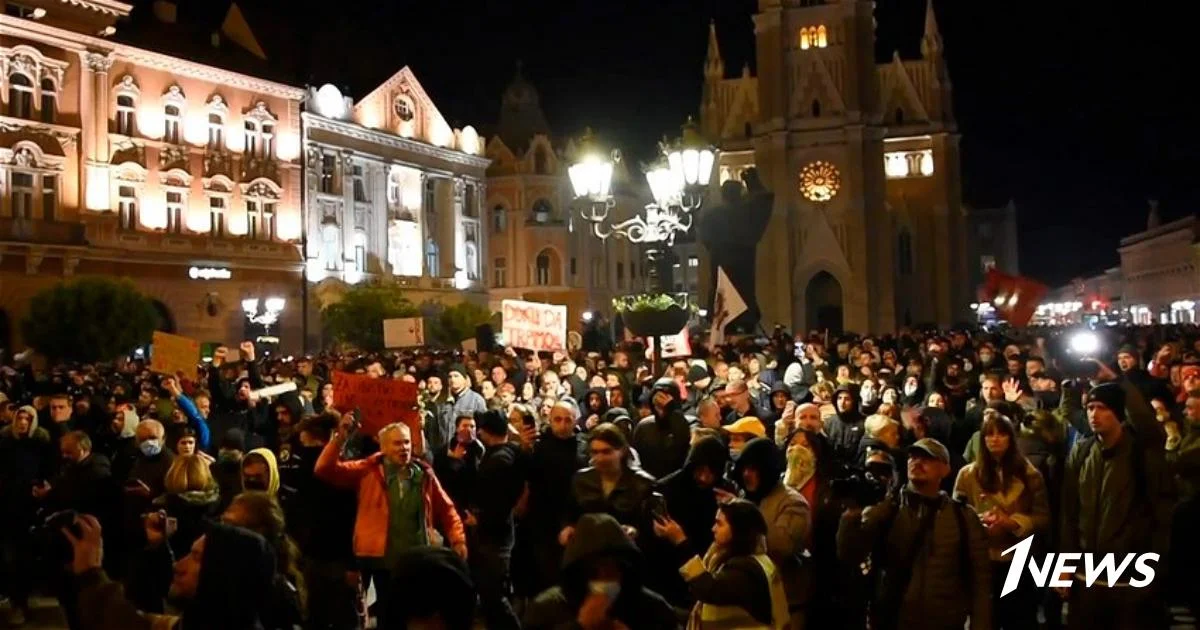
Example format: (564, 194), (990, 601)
(631, 412), (691, 479)
(656, 437), (734, 555)
(569, 466), (657, 536)
(528, 429), (588, 536)
(432, 438), (485, 517)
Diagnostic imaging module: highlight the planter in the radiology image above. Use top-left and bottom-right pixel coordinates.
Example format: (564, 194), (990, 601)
(622, 304), (690, 338)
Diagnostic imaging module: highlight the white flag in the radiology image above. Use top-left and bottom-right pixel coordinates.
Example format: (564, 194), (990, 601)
(710, 267), (748, 346)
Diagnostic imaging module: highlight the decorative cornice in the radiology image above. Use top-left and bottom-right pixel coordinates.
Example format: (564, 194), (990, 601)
(0, 16), (305, 101)
(303, 113), (490, 171)
(58, 0), (132, 17)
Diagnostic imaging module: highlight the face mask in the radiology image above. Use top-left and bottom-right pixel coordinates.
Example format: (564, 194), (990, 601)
(588, 580), (621, 601)
(904, 384), (919, 397)
(860, 388), (877, 405)
(139, 439), (162, 457)
(979, 353), (994, 365)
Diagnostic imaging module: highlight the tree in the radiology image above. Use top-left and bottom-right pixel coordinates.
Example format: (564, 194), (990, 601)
(425, 301), (495, 347)
(21, 277), (158, 363)
(321, 284), (418, 351)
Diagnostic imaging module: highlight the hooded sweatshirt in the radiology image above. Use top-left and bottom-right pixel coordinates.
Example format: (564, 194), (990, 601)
(656, 437), (734, 555)
(631, 378), (692, 479)
(522, 513), (677, 630)
(825, 385), (865, 467)
(243, 447), (281, 495)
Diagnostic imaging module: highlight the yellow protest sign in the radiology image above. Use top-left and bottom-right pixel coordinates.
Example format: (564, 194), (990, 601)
(150, 331), (200, 378)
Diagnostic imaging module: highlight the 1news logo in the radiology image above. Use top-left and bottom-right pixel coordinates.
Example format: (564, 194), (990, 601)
(1000, 536), (1159, 597)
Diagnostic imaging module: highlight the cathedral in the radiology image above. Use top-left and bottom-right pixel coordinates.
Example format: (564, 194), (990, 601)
(700, 0), (968, 334)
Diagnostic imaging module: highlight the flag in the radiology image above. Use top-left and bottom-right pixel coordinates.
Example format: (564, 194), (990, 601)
(711, 266), (748, 346)
(980, 269), (1048, 327)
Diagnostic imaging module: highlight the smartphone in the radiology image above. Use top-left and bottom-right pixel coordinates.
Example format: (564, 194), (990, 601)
(647, 492), (669, 521)
(350, 408), (363, 434)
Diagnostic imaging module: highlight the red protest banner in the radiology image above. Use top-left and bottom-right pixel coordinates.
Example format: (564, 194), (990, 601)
(980, 269), (1048, 327)
(331, 372), (421, 451)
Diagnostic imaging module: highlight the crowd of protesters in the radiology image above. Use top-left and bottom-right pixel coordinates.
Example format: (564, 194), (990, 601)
(0, 322), (1195, 629)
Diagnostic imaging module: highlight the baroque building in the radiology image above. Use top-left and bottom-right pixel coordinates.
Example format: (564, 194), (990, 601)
(700, 0), (968, 333)
(484, 68), (651, 327)
(300, 69), (489, 347)
(0, 0), (306, 350)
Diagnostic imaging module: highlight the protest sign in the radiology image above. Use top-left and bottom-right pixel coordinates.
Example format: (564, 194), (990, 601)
(647, 326), (692, 358)
(331, 371), (421, 451)
(150, 331), (200, 377)
(383, 317), (426, 348)
(501, 299), (567, 352)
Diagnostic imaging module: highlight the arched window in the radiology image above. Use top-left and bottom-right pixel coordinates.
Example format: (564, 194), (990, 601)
(207, 112), (224, 150)
(116, 95), (136, 135)
(425, 238), (439, 276)
(532, 198), (553, 223)
(897, 230), (914, 275)
(816, 25), (828, 48)
(164, 104), (181, 144)
(39, 78), (55, 123)
(799, 27), (811, 50)
(492, 205), (507, 233)
(8, 74), (32, 119)
(811, 100), (821, 118)
(535, 251), (551, 285)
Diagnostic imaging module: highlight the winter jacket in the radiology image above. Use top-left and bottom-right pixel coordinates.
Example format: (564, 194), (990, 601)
(278, 444), (356, 563)
(431, 438), (484, 518)
(522, 513), (680, 630)
(528, 429), (588, 535)
(952, 460), (1051, 561)
(0, 424), (54, 532)
(473, 441), (527, 546)
(825, 387), (865, 467)
(1060, 380), (1174, 562)
(152, 483), (221, 560)
(837, 488), (992, 630)
(734, 438), (811, 609)
(676, 544), (790, 630)
(657, 437), (735, 555)
(568, 465), (657, 535)
(633, 379), (693, 478)
(314, 440), (465, 558)
(77, 522), (276, 630)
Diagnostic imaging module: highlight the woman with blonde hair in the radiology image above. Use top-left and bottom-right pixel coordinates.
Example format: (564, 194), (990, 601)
(155, 453), (220, 559)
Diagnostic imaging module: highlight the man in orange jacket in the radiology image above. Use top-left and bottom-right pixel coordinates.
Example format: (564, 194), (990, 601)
(315, 418), (466, 627)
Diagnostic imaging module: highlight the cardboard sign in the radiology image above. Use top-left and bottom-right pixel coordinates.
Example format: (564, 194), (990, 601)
(383, 317), (426, 348)
(150, 331), (200, 378)
(460, 338), (477, 353)
(501, 299), (567, 352)
(331, 371), (421, 451)
(647, 326), (692, 358)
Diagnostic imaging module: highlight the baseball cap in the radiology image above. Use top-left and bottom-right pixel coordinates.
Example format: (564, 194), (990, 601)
(907, 437), (950, 464)
(724, 417), (766, 438)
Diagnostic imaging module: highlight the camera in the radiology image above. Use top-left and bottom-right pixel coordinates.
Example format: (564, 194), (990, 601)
(830, 460), (895, 507)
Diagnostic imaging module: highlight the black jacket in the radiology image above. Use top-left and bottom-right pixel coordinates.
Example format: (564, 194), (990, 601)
(48, 453), (115, 521)
(656, 437), (734, 555)
(826, 387), (865, 467)
(473, 441), (527, 545)
(0, 426), (54, 531)
(529, 429), (588, 536)
(279, 445), (356, 563)
(432, 438), (485, 517)
(569, 465), (657, 536)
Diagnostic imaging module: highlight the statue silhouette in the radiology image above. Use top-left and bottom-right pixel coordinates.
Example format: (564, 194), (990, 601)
(696, 168), (773, 333)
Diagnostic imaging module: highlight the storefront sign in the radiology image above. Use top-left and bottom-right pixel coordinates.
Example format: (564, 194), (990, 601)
(188, 266), (232, 280)
(502, 299), (567, 352)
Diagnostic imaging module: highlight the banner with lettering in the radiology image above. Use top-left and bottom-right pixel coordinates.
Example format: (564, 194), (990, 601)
(331, 372), (422, 451)
(501, 299), (567, 352)
(150, 331), (200, 378)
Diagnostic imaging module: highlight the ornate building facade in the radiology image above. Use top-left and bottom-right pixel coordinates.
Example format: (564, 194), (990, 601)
(300, 70), (489, 347)
(1118, 204), (1199, 324)
(700, 0), (968, 333)
(484, 69), (651, 327)
(0, 0), (307, 350)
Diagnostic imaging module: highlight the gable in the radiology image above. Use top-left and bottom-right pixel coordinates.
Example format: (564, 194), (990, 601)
(877, 56), (929, 123)
(353, 66), (453, 147)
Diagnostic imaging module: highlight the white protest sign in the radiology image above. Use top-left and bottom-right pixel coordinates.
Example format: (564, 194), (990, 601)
(383, 317), (426, 348)
(501, 299), (567, 352)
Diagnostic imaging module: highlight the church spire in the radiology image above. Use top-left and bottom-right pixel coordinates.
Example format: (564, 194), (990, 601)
(705, 20), (725, 79)
(921, 0), (943, 58)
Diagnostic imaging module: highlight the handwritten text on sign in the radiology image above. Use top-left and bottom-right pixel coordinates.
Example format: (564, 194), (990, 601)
(331, 372), (422, 452)
(150, 331), (200, 378)
(501, 299), (567, 352)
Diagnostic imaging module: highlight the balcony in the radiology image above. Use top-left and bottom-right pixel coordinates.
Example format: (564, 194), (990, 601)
(0, 218), (86, 246)
(241, 156), (280, 184)
(204, 148), (233, 179)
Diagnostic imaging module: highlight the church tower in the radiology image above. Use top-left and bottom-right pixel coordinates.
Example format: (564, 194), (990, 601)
(702, 0), (967, 333)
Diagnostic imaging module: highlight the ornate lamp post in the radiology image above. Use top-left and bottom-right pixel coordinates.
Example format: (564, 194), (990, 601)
(569, 119), (716, 367)
(242, 296), (286, 340)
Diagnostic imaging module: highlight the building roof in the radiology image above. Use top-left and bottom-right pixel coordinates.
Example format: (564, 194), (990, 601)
(495, 61), (551, 155)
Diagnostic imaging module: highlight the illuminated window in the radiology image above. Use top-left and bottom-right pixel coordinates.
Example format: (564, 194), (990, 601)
(117, 185), (137, 230)
(494, 257), (507, 288)
(163, 105), (181, 144)
(209, 196), (225, 237)
(165, 191), (184, 234)
(323, 225), (339, 271)
(261, 122), (274, 158)
(532, 198), (553, 223)
(41, 174), (55, 220)
(689, 255), (699, 268)
(425, 238), (439, 276)
(39, 78), (55, 123)
(8, 73), (32, 119)
(464, 241), (478, 280)
(799, 25), (828, 49)
(799, 27), (810, 50)
(10, 171), (32, 219)
(116, 95), (136, 135)
(816, 25), (828, 48)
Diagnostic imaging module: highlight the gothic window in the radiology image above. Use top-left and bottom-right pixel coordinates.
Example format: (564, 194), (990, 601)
(816, 25), (828, 48)
(116, 95), (136, 135)
(11, 171), (33, 219)
(494, 257), (507, 288)
(39, 78), (55, 123)
(8, 73), (32, 119)
(164, 104), (181, 144)
(811, 100), (822, 118)
(492, 205), (507, 233)
(166, 191), (184, 233)
(799, 28), (810, 50)
(117, 185), (137, 230)
(897, 230), (914, 275)
(535, 251), (551, 285)
(41, 174), (55, 221)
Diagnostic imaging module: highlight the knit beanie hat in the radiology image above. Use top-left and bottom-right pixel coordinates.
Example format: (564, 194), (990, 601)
(1087, 382), (1126, 422)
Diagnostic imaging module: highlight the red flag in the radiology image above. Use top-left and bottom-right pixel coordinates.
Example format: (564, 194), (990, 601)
(980, 269), (1048, 327)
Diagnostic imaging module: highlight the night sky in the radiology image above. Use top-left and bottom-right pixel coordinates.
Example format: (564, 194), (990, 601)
(234, 0), (1198, 288)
